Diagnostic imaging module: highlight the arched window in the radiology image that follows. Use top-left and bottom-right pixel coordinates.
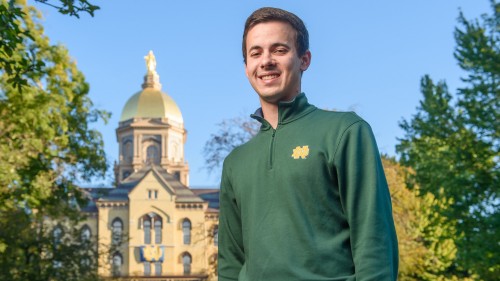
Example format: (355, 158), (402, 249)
(112, 252), (123, 277)
(146, 145), (160, 164)
(112, 218), (123, 244)
(172, 141), (180, 160)
(81, 225), (91, 242)
(155, 262), (162, 276)
(52, 226), (64, 271)
(142, 214), (163, 244)
(213, 226), (218, 246)
(154, 219), (162, 244)
(182, 219), (191, 245)
(144, 262), (151, 276)
(144, 219), (151, 244)
(209, 254), (217, 267)
(53, 226), (63, 246)
(81, 257), (91, 268)
(182, 253), (192, 275)
(124, 141), (133, 163)
(53, 261), (63, 269)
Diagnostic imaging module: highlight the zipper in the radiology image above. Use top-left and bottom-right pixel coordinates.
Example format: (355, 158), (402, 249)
(269, 120), (283, 169)
(269, 129), (276, 169)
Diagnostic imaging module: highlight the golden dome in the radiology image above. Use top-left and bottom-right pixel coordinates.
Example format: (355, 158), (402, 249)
(120, 88), (183, 123)
(120, 51), (183, 123)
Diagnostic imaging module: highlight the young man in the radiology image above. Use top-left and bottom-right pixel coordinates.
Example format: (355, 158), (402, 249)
(218, 7), (398, 281)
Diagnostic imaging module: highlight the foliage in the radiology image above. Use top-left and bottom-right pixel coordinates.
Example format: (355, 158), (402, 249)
(0, 211), (103, 281)
(0, 0), (108, 280)
(203, 115), (260, 174)
(383, 157), (477, 281)
(455, 1), (499, 146)
(34, 0), (99, 17)
(0, 0), (99, 90)
(397, 2), (499, 279)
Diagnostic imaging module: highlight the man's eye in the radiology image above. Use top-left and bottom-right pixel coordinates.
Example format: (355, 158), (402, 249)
(274, 48), (287, 54)
(250, 52), (261, 57)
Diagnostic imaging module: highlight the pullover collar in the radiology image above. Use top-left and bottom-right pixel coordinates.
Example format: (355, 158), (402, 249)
(251, 93), (317, 131)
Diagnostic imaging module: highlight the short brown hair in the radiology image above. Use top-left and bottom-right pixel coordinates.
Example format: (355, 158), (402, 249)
(242, 7), (309, 64)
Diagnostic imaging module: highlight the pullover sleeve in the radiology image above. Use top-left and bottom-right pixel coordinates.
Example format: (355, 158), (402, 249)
(218, 159), (245, 281)
(334, 120), (399, 280)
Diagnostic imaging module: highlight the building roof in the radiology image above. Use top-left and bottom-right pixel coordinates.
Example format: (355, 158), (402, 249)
(82, 165), (214, 212)
(120, 88), (183, 123)
(80, 187), (111, 212)
(192, 189), (220, 210)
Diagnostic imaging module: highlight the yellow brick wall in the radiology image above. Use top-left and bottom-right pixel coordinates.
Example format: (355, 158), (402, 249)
(84, 171), (218, 279)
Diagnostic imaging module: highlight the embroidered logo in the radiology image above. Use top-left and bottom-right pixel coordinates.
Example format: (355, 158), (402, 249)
(291, 145), (309, 159)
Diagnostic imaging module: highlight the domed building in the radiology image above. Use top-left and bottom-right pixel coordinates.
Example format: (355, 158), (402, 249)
(116, 50), (188, 185)
(81, 51), (219, 281)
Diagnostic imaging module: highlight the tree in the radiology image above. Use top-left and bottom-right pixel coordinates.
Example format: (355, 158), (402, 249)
(397, 2), (499, 279)
(383, 157), (477, 281)
(203, 115), (260, 174)
(1, 0), (99, 89)
(0, 1), (108, 280)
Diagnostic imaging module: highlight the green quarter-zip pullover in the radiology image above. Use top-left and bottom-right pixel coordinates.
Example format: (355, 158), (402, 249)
(218, 93), (398, 281)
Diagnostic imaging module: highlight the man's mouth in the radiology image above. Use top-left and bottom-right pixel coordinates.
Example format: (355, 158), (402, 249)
(260, 74), (280, 80)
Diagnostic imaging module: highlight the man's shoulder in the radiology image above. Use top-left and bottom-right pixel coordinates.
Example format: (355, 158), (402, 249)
(223, 133), (262, 166)
(310, 109), (366, 130)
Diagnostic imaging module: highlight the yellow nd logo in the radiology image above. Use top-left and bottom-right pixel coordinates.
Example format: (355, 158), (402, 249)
(292, 145), (309, 159)
(143, 245), (163, 261)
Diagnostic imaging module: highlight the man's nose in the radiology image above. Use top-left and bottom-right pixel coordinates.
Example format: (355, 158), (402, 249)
(260, 52), (275, 68)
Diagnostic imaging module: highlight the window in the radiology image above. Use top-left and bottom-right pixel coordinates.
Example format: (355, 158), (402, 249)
(81, 225), (91, 242)
(144, 262), (151, 276)
(53, 261), (63, 268)
(81, 257), (91, 269)
(155, 262), (162, 276)
(144, 219), (151, 244)
(52, 227), (64, 272)
(182, 253), (192, 275)
(112, 252), (123, 277)
(213, 226), (218, 246)
(148, 189), (158, 199)
(53, 226), (63, 246)
(182, 219), (191, 245)
(146, 145), (160, 164)
(154, 219), (162, 244)
(209, 254), (217, 267)
(124, 141), (133, 163)
(112, 218), (123, 244)
(142, 213), (162, 244)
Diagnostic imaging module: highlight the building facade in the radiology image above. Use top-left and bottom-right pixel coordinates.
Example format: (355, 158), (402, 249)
(81, 51), (219, 281)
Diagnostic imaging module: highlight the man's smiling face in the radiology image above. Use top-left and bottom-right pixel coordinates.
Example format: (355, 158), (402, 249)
(245, 21), (311, 105)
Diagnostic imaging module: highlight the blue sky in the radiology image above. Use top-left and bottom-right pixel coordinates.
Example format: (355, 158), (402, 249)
(36, 0), (491, 187)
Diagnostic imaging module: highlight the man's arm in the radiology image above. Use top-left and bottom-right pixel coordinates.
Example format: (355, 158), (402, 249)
(218, 159), (245, 281)
(334, 120), (399, 280)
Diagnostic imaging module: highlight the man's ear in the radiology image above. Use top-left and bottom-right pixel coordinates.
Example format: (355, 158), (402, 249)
(300, 50), (312, 71)
(244, 62), (249, 78)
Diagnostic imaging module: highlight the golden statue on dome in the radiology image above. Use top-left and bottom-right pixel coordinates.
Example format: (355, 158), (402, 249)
(141, 50), (161, 90)
(144, 50), (157, 73)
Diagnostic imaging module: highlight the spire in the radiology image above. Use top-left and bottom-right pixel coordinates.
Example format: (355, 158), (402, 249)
(142, 50), (162, 90)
